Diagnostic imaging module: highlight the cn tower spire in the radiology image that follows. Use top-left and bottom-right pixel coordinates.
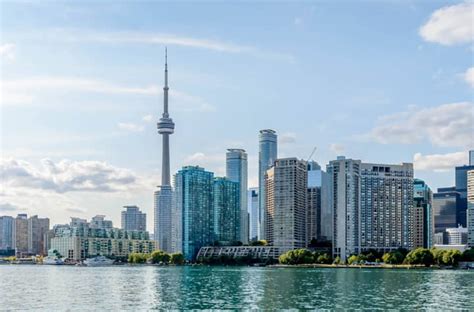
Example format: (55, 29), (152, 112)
(157, 47), (175, 186)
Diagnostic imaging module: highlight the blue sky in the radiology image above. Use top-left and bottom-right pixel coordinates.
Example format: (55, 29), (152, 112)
(1, 1), (473, 230)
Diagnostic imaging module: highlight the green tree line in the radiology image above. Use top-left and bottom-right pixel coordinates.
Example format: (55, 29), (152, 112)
(128, 250), (185, 265)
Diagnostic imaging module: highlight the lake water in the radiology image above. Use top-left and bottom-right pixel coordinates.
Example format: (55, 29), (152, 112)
(0, 265), (472, 310)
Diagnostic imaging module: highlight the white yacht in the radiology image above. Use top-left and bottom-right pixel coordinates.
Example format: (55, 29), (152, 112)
(83, 256), (114, 266)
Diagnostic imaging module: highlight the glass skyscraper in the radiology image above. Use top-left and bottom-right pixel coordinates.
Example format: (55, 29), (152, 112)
(213, 177), (240, 244)
(455, 164), (474, 227)
(172, 166), (214, 261)
(226, 149), (248, 244)
(413, 179), (434, 248)
(248, 188), (259, 242)
(433, 187), (460, 233)
(121, 206), (147, 232)
(258, 129), (277, 240)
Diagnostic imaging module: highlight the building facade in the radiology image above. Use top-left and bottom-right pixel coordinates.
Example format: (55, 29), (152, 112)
(172, 166), (214, 261)
(455, 164), (474, 228)
(0, 216), (14, 251)
(13, 214), (28, 256)
(248, 188), (259, 242)
(213, 177), (240, 244)
(155, 49), (175, 253)
(258, 129), (277, 240)
(467, 170), (474, 247)
(121, 206), (146, 231)
(226, 148), (248, 244)
(327, 157), (361, 261)
(433, 187), (460, 233)
(265, 158), (307, 251)
(413, 179), (434, 248)
(360, 163), (413, 252)
(27, 215), (50, 256)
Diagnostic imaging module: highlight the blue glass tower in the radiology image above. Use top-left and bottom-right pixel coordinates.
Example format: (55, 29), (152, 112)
(173, 166), (214, 261)
(213, 177), (240, 244)
(226, 148), (247, 244)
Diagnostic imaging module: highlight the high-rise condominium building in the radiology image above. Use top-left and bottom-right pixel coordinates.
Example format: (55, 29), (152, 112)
(413, 179), (434, 248)
(172, 166), (214, 261)
(258, 129), (277, 240)
(306, 161), (331, 244)
(265, 158), (307, 251)
(0, 216), (14, 251)
(213, 177), (240, 244)
(248, 188), (259, 242)
(467, 170), (474, 247)
(360, 163), (414, 251)
(89, 215), (113, 229)
(327, 157), (361, 261)
(13, 214), (28, 256)
(470, 150), (474, 166)
(155, 49), (175, 253)
(433, 187), (460, 233)
(27, 215), (50, 256)
(121, 206), (147, 231)
(226, 148), (248, 244)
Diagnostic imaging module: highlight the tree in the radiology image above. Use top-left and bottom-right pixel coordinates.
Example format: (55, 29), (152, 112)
(382, 251), (405, 264)
(279, 249), (313, 265)
(347, 255), (359, 265)
(250, 240), (268, 246)
(128, 253), (148, 264)
(316, 253), (332, 264)
(170, 253), (185, 265)
(333, 256), (343, 265)
(404, 248), (433, 266)
(149, 250), (171, 264)
(462, 248), (474, 261)
(442, 250), (462, 266)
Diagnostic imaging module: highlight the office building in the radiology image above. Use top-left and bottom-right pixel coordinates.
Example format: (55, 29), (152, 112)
(455, 162), (474, 227)
(413, 179), (434, 248)
(121, 206), (146, 231)
(306, 161), (331, 244)
(445, 226), (468, 245)
(327, 157), (361, 261)
(265, 158), (307, 251)
(172, 166), (214, 261)
(27, 215), (50, 256)
(50, 217), (155, 260)
(433, 187), (460, 233)
(12, 214), (28, 256)
(248, 188), (259, 242)
(467, 170), (474, 247)
(470, 150), (474, 166)
(0, 216), (14, 251)
(226, 148), (248, 244)
(213, 177), (240, 244)
(258, 129), (277, 240)
(155, 49), (175, 253)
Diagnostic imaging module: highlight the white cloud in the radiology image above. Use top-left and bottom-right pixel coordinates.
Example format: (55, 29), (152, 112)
(0, 43), (15, 60)
(464, 67), (474, 88)
(1, 158), (139, 193)
(1, 76), (215, 112)
(142, 114), (154, 122)
(329, 143), (345, 154)
(414, 151), (468, 172)
(184, 152), (225, 176)
(419, 2), (474, 45)
(280, 132), (297, 144)
(118, 122), (144, 132)
(0, 202), (18, 212)
(368, 102), (474, 148)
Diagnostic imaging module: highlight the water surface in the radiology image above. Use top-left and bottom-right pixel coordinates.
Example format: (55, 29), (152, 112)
(1, 265), (472, 310)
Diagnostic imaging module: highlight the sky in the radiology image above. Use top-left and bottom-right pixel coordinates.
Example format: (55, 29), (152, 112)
(1, 1), (473, 231)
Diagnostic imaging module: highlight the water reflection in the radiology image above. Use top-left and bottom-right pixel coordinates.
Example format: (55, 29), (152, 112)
(0, 266), (472, 310)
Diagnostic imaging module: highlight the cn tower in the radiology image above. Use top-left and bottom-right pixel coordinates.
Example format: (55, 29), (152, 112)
(154, 48), (174, 253)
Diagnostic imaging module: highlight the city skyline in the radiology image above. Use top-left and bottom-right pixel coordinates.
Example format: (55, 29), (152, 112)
(1, 1), (473, 231)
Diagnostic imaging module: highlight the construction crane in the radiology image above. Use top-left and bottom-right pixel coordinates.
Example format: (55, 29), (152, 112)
(306, 146), (317, 162)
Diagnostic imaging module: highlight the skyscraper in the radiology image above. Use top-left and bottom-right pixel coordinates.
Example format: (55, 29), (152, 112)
(13, 214), (28, 256)
(121, 206), (147, 231)
(467, 170), (474, 247)
(155, 49), (175, 253)
(360, 163), (414, 252)
(258, 129), (277, 240)
(172, 166), (214, 261)
(27, 215), (50, 256)
(213, 177), (240, 244)
(455, 163), (474, 227)
(327, 157), (361, 261)
(248, 188), (259, 242)
(0, 216), (14, 251)
(265, 158), (307, 251)
(226, 148), (248, 244)
(433, 187), (460, 233)
(413, 179), (434, 248)
(470, 150), (474, 166)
